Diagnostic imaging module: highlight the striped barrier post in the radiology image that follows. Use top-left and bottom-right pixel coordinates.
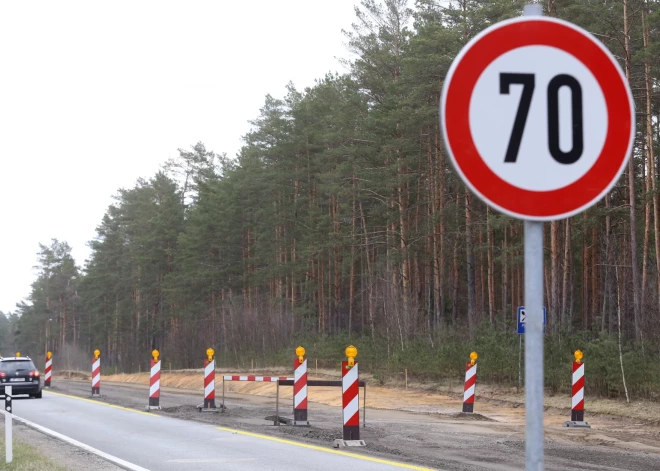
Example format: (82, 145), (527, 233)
(91, 349), (101, 396)
(564, 350), (591, 427)
(293, 346), (309, 426)
(148, 349), (161, 410)
(44, 352), (52, 388)
(199, 347), (218, 412)
(341, 345), (361, 441)
(462, 351), (478, 413)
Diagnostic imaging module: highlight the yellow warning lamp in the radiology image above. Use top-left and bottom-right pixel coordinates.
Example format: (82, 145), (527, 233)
(15, 352), (20, 357)
(296, 346), (305, 364)
(345, 345), (358, 368)
(94, 349), (100, 359)
(470, 351), (478, 366)
(152, 349), (160, 361)
(47, 351), (52, 360)
(206, 348), (215, 362)
(574, 350), (583, 363)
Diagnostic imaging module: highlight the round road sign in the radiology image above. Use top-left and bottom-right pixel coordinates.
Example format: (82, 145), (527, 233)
(440, 16), (634, 221)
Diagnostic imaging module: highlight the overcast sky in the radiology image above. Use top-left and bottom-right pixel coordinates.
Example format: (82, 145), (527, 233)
(0, 0), (362, 313)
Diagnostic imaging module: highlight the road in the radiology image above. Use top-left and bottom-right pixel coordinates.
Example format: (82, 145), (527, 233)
(16, 378), (660, 470)
(8, 390), (433, 471)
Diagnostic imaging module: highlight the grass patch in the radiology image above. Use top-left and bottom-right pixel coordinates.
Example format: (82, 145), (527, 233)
(0, 432), (67, 471)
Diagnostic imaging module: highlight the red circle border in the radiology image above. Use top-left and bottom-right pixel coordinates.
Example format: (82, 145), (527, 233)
(442, 18), (633, 219)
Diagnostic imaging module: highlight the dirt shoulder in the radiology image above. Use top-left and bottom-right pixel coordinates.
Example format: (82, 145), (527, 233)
(96, 367), (660, 426)
(47, 369), (660, 471)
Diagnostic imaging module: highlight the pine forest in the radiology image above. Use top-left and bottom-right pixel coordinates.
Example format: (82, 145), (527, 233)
(6, 0), (660, 401)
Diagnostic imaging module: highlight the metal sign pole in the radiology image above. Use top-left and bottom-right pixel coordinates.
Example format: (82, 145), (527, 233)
(5, 385), (12, 463)
(524, 219), (544, 471)
(520, 5), (545, 469)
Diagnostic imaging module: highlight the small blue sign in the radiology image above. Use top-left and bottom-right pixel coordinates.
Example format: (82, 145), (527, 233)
(517, 306), (547, 334)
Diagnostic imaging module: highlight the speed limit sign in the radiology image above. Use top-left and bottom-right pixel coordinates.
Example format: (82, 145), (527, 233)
(440, 16), (635, 221)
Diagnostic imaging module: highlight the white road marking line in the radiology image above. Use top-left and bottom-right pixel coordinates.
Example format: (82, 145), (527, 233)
(167, 458), (256, 463)
(1, 410), (150, 471)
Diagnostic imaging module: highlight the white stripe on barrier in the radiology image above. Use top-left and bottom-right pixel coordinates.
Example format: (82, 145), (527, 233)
(294, 386), (307, 408)
(465, 364), (477, 380)
(92, 375), (100, 387)
(204, 382), (214, 397)
(463, 384), (475, 402)
(149, 381), (160, 397)
(204, 362), (214, 377)
(571, 387), (584, 409)
(151, 362), (160, 377)
(342, 365), (358, 390)
(294, 364), (305, 381)
(92, 359), (100, 371)
(572, 364), (584, 384)
(344, 394), (359, 423)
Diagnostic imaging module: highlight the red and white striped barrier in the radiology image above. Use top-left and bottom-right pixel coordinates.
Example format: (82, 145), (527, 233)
(199, 348), (217, 411)
(463, 362), (477, 413)
(91, 349), (101, 396)
(222, 375), (293, 382)
(148, 350), (161, 410)
(44, 352), (52, 388)
(341, 360), (360, 440)
(293, 354), (308, 425)
(564, 350), (590, 427)
(571, 360), (584, 419)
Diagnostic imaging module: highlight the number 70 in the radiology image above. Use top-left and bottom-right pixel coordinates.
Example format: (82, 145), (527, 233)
(500, 73), (584, 164)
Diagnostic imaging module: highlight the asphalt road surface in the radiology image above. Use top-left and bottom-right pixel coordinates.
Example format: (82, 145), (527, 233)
(8, 390), (432, 471)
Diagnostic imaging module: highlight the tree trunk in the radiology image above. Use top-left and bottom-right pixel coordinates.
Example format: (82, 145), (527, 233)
(465, 191), (476, 337)
(643, 3), (660, 313)
(502, 224), (508, 324)
(550, 220), (559, 332)
(623, 0), (642, 339)
(349, 179), (357, 337)
(487, 207), (494, 324)
(562, 219), (571, 329)
(359, 202), (375, 340)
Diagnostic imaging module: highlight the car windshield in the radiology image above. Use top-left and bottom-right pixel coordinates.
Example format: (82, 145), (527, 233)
(0, 360), (36, 373)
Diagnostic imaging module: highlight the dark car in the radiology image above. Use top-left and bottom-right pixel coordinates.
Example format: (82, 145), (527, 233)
(0, 357), (42, 398)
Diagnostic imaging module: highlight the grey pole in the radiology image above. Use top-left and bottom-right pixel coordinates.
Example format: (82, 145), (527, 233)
(275, 381), (279, 426)
(522, 5), (545, 470)
(524, 221), (544, 470)
(523, 5), (547, 468)
(5, 385), (12, 463)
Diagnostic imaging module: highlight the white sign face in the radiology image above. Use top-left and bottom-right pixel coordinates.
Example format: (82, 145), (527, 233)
(440, 16), (635, 221)
(470, 45), (608, 192)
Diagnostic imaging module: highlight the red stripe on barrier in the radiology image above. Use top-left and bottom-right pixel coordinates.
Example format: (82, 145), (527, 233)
(345, 410), (359, 426)
(464, 374), (477, 391)
(342, 380), (359, 409)
(571, 375), (584, 398)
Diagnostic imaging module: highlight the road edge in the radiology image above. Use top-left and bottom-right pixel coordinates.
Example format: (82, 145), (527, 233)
(0, 410), (150, 471)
